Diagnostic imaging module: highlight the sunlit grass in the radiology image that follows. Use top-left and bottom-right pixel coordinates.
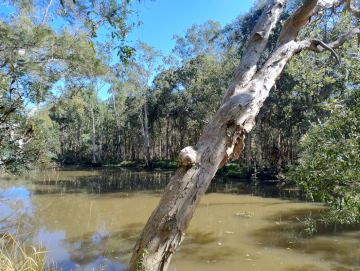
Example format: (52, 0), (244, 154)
(0, 233), (52, 271)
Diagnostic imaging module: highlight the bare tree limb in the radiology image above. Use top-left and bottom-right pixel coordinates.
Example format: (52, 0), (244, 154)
(298, 26), (360, 54)
(41, 0), (53, 25)
(328, 26), (360, 48)
(310, 39), (340, 62)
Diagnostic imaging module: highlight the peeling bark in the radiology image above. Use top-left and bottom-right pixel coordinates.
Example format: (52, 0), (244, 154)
(127, 1), (360, 270)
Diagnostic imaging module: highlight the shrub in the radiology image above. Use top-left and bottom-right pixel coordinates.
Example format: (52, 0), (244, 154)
(287, 89), (360, 225)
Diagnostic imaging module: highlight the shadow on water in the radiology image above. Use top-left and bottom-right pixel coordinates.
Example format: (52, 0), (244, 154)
(251, 207), (360, 269)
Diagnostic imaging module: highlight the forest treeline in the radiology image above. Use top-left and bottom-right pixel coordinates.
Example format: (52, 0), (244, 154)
(0, 1), (358, 171)
(1, 1), (359, 173)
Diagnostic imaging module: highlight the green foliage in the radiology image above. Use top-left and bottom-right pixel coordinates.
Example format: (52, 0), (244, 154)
(287, 89), (360, 225)
(152, 160), (177, 170)
(217, 163), (249, 179)
(173, 20), (221, 60)
(31, 109), (61, 169)
(5, 0), (139, 61)
(49, 86), (99, 163)
(0, 14), (105, 173)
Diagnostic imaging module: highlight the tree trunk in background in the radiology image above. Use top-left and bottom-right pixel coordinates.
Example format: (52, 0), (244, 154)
(112, 91), (122, 160)
(165, 118), (169, 159)
(255, 121), (263, 169)
(142, 100), (152, 168)
(244, 132), (252, 171)
(91, 107), (96, 164)
(127, 1), (360, 270)
(159, 122), (162, 159)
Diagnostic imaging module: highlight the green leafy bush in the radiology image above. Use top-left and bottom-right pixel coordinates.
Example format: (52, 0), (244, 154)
(287, 89), (360, 225)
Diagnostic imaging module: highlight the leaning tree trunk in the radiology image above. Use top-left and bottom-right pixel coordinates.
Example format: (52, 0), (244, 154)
(127, 0), (360, 270)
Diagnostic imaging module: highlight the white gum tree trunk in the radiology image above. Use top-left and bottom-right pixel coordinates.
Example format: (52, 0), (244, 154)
(143, 100), (151, 168)
(127, 1), (360, 270)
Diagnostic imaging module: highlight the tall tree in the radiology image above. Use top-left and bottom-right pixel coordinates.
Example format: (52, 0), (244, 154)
(0, 0), (139, 172)
(0, 14), (104, 172)
(127, 1), (360, 270)
(4, 0), (138, 61)
(126, 42), (162, 168)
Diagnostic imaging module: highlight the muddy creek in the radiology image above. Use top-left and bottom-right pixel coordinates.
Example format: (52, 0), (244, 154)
(0, 168), (359, 271)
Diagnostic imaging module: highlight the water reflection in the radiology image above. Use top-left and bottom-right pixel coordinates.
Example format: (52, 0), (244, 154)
(28, 168), (301, 199)
(30, 169), (172, 194)
(251, 207), (360, 270)
(0, 169), (359, 271)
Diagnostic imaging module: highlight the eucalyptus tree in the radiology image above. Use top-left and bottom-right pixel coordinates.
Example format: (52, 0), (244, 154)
(144, 21), (238, 160)
(0, 0), (139, 172)
(0, 14), (104, 172)
(107, 81), (127, 160)
(173, 20), (222, 61)
(127, 1), (360, 270)
(125, 42), (162, 168)
(242, 8), (360, 171)
(4, 0), (138, 61)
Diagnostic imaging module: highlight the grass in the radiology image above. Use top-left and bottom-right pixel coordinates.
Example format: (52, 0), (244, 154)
(0, 233), (51, 271)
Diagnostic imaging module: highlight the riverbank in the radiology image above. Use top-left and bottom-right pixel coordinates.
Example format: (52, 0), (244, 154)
(91, 160), (279, 181)
(60, 160), (253, 179)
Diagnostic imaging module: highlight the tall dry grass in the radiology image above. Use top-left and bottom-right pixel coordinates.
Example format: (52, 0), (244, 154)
(0, 233), (50, 271)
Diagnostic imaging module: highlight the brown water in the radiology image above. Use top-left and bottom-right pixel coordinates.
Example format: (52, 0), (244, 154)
(0, 168), (359, 271)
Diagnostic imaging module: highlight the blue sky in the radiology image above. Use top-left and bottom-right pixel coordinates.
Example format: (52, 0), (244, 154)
(0, 0), (255, 101)
(128, 0), (255, 55)
(95, 0), (255, 99)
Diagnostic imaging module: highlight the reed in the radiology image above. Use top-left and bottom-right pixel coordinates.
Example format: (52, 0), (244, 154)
(0, 233), (51, 271)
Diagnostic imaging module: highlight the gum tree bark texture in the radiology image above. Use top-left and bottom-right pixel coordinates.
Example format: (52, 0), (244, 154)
(127, 1), (360, 270)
